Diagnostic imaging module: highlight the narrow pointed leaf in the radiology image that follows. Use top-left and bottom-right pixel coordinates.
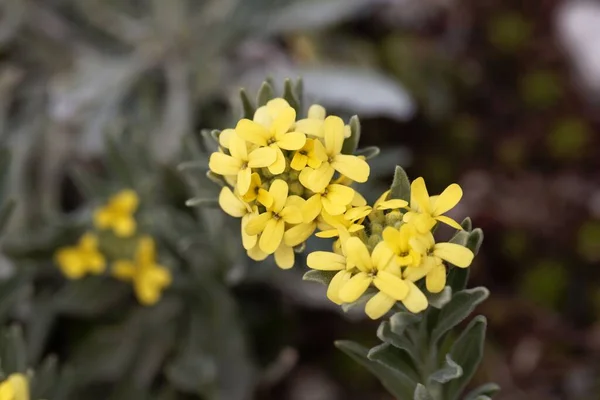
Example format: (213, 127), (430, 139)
(390, 165), (411, 201)
(414, 384), (434, 400)
(354, 146), (380, 160)
(461, 217), (472, 232)
(341, 115), (361, 155)
(377, 321), (419, 364)
(367, 343), (420, 383)
(467, 229), (484, 256)
(283, 78), (300, 113)
(389, 312), (421, 336)
(185, 198), (219, 207)
(302, 270), (337, 285)
(0, 325), (27, 374)
(240, 88), (256, 119)
(256, 82), (275, 107)
(427, 286), (453, 309)
(429, 354), (463, 383)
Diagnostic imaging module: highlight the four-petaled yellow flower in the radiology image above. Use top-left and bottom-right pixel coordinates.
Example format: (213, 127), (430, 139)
(404, 177), (463, 232)
(113, 237), (172, 306)
(290, 138), (327, 171)
(382, 225), (422, 268)
(0, 374), (29, 400)
(209, 135), (277, 195)
(299, 116), (370, 192)
(94, 189), (139, 237)
(303, 183), (355, 223)
(296, 104), (352, 139)
(55, 233), (106, 279)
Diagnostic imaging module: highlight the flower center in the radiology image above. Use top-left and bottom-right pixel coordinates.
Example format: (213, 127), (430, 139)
(267, 138), (277, 145)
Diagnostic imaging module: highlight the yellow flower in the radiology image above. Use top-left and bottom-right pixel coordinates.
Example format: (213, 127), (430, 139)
(241, 173), (272, 207)
(55, 233), (105, 279)
(404, 232), (474, 293)
(93, 190), (139, 237)
(113, 237), (172, 306)
(209, 134), (277, 195)
(315, 206), (370, 239)
(290, 138), (327, 171)
(302, 183), (355, 223)
(296, 104), (352, 138)
(0, 374), (29, 400)
(245, 180), (303, 254)
(236, 104), (306, 174)
(403, 177), (464, 232)
(218, 186), (258, 250)
(299, 116), (369, 192)
(382, 225), (422, 267)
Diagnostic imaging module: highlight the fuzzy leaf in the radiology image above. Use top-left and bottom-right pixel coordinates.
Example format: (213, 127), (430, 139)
(377, 321), (419, 364)
(427, 286), (453, 309)
(414, 384), (434, 400)
(336, 340), (415, 400)
(0, 272), (27, 324)
(367, 343), (420, 383)
(256, 82), (275, 107)
(0, 200), (14, 235)
(429, 354), (463, 383)
(53, 278), (131, 317)
(185, 198), (219, 207)
(239, 88), (255, 119)
(341, 115), (361, 155)
(464, 383), (501, 400)
(431, 287), (489, 346)
(294, 78), (304, 111)
(302, 270), (337, 285)
(467, 229), (484, 256)
(355, 146), (380, 160)
(389, 312), (421, 336)
(0, 325), (27, 374)
(30, 355), (59, 399)
(461, 217), (473, 232)
(449, 230), (469, 247)
(444, 316), (488, 400)
(283, 78), (301, 113)
(390, 165), (411, 202)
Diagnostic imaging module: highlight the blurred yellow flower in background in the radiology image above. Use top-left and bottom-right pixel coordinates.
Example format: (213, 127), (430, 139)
(0, 373), (29, 400)
(93, 189), (140, 237)
(55, 233), (105, 279)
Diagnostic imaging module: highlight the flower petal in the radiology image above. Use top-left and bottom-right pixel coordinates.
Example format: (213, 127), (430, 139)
(295, 118), (324, 137)
(269, 179), (289, 213)
(218, 128), (235, 148)
(302, 194), (322, 223)
(259, 218), (285, 254)
(241, 214), (257, 250)
(432, 183), (463, 216)
(402, 281), (428, 313)
(327, 270), (352, 305)
(245, 212), (271, 236)
(332, 155), (370, 183)
(326, 184), (354, 206)
(365, 292), (396, 319)
(345, 237), (373, 272)
(435, 215), (463, 230)
(277, 132), (306, 150)
(426, 264), (447, 293)
(433, 243), (474, 268)
(307, 251), (346, 271)
(248, 146), (277, 168)
(247, 245), (268, 261)
(280, 205), (302, 224)
(218, 187), (248, 217)
(376, 199), (409, 210)
(236, 119), (270, 146)
(237, 168), (252, 195)
(267, 146), (286, 174)
(272, 107), (296, 137)
(299, 163), (335, 193)
(113, 216), (136, 237)
(209, 152), (242, 176)
(290, 153), (308, 171)
(339, 272), (371, 303)
(308, 104), (326, 119)
(371, 241), (395, 270)
(373, 270), (409, 301)
(274, 243), (295, 269)
(228, 134), (248, 160)
(284, 222), (316, 247)
(323, 116), (345, 155)
(410, 177), (431, 213)
(382, 227), (403, 254)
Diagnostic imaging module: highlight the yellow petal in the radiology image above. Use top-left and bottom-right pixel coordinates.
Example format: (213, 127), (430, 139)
(323, 116), (345, 155)
(284, 222), (316, 247)
(228, 134), (248, 160)
(373, 270), (409, 301)
(374, 190), (391, 208)
(351, 191), (367, 207)
(426, 264), (447, 293)
(435, 215), (463, 230)
(236, 119), (270, 146)
(321, 197), (346, 216)
(339, 272), (372, 303)
(345, 237), (373, 272)
(402, 281), (428, 313)
(410, 177), (431, 213)
(112, 190), (139, 213)
(93, 208), (112, 229)
(272, 107), (296, 137)
(299, 163), (335, 193)
(290, 153), (308, 171)
(376, 199), (409, 210)
(257, 188), (273, 209)
(259, 218), (285, 254)
(55, 249), (86, 279)
(327, 270), (352, 305)
(245, 212), (272, 235)
(247, 244), (269, 261)
(113, 216), (136, 237)
(112, 260), (135, 281)
(248, 146), (277, 168)
(432, 183), (463, 216)
(307, 251), (346, 271)
(433, 243), (474, 268)
(79, 233), (99, 250)
(269, 179), (289, 213)
(344, 206), (372, 221)
(241, 214), (257, 250)
(332, 155), (370, 183)
(307, 104), (326, 120)
(237, 167), (252, 195)
(267, 146), (286, 174)
(371, 241), (395, 270)
(365, 292), (396, 319)
(209, 152), (242, 176)
(218, 128), (235, 148)
(280, 205), (302, 224)
(382, 227), (403, 254)
(295, 118), (324, 137)
(310, 139), (328, 162)
(315, 229), (339, 238)
(277, 131), (306, 150)
(219, 187), (248, 218)
(274, 243), (295, 269)
(302, 194), (322, 223)
(325, 184), (355, 206)
(7, 374), (29, 400)
(136, 237), (156, 265)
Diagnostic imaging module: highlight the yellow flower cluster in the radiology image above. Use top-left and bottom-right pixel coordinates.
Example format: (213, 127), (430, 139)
(0, 374), (28, 400)
(307, 177), (474, 319)
(54, 190), (171, 306)
(210, 98), (370, 269)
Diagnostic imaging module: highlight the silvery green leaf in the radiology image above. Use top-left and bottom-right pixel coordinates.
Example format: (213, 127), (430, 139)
(69, 166), (106, 200)
(430, 287), (489, 346)
(283, 78), (300, 113)
(461, 217), (473, 232)
(294, 78), (304, 112)
(414, 384), (434, 400)
(239, 88), (255, 119)
(355, 146), (380, 160)
(390, 165), (411, 201)
(0, 273), (27, 326)
(427, 286), (453, 309)
(335, 340), (415, 400)
(256, 82), (275, 107)
(185, 198), (219, 208)
(449, 230), (469, 246)
(341, 115), (361, 155)
(443, 316), (488, 400)
(302, 270), (336, 285)
(467, 229), (484, 256)
(206, 171), (226, 187)
(0, 325), (27, 374)
(178, 161), (208, 171)
(389, 312), (421, 336)
(165, 355), (217, 393)
(0, 200), (14, 236)
(377, 321), (419, 364)
(53, 278), (131, 317)
(367, 343), (420, 383)
(464, 383), (501, 400)
(429, 354), (463, 384)
(30, 355), (58, 399)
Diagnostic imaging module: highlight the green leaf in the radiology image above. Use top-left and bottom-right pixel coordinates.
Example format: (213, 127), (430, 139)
(239, 88), (255, 119)
(53, 278), (131, 317)
(389, 312), (421, 336)
(294, 78), (304, 112)
(185, 198), (219, 207)
(355, 146), (380, 160)
(461, 217), (473, 232)
(430, 287), (489, 346)
(341, 115), (361, 155)
(414, 384), (434, 400)
(335, 340), (415, 400)
(444, 316), (488, 400)
(427, 286), (453, 309)
(464, 383), (501, 400)
(390, 165), (411, 202)
(377, 321), (419, 364)
(69, 166), (106, 201)
(283, 78), (300, 113)
(0, 272), (27, 324)
(0, 199), (15, 235)
(367, 343), (420, 383)
(206, 171), (226, 187)
(467, 229), (484, 256)
(256, 82), (275, 107)
(302, 270), (336, 285)
(0, 325), (27, 374)
(30, 355), (58, 399)
(165, 355), (217, 393)
(429, 354), (463, 383)
(449, 230), (469, 246)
